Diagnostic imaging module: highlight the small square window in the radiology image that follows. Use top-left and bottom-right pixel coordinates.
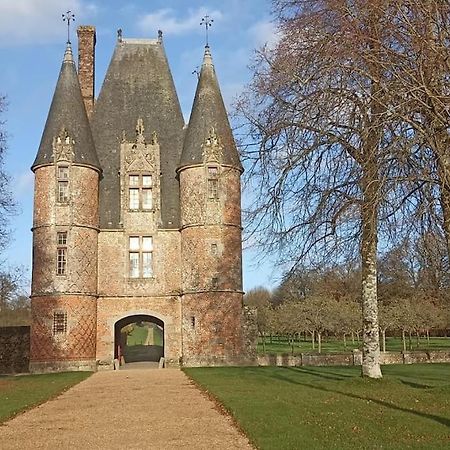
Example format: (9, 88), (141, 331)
(57, 232), (67, 245)
(129, 236), (140, 251)
(211, 243), (218, 256)
(129, 175), (139, 186)
(58, 166), (69, 180)
(142, 237), (153, 251)
(142, 175), (152, 187)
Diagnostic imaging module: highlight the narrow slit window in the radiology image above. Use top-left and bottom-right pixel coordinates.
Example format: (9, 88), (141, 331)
(207, 167), (219, 200)
(57, 166), (69, 203)
(129, 188), (139, 209)
(56, 231), (68, 275)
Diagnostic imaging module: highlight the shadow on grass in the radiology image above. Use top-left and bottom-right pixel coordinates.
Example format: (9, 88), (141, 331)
(267, 367), (450, 429)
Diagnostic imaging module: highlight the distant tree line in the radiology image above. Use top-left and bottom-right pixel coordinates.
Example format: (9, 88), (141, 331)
(0, 266), (30, 326)
(245, 236), (449, 354)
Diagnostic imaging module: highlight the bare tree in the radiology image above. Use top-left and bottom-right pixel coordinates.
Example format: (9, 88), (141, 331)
(0, 95), (16, 252)
(236, 0), (410, 377)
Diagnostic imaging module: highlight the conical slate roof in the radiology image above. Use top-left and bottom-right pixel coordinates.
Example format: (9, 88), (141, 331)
(91, 38), (185, 229)
(32, 43), (100, 171)
(180, 46), (242, 171)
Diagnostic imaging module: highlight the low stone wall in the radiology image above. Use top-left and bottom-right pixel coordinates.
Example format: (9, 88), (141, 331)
(257, 350), (450, 367)
(0, 326), (30, 374)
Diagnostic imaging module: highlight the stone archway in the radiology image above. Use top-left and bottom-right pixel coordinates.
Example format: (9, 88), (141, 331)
(114, 315), (164, 364)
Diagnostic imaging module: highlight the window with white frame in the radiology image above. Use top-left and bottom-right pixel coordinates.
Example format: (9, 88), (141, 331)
(207, 167), (219, 200)
(129, 236), (153, 278)
(128, 174), (153, 210)
(56, 231), (67, 275)
(57, 165), (69, 203)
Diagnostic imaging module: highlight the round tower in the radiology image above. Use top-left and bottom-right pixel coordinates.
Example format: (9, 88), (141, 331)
(178, 46), (246, 366)
(30, 42), (101, 372)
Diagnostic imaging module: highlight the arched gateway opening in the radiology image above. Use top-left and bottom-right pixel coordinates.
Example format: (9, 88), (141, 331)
(114, 315), (164, 364)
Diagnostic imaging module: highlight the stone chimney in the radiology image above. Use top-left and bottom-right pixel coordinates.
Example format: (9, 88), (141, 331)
(77, 25), (96, 118)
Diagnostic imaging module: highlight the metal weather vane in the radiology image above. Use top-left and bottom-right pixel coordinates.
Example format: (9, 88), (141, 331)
(62, 10), (75, 44)
(200, 14), (213, 46)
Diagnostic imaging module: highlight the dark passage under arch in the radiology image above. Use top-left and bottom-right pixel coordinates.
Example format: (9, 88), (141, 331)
(114, 315), (164, 363)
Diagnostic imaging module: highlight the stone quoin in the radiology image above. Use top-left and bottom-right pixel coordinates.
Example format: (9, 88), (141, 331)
(30, 25), (256, 372)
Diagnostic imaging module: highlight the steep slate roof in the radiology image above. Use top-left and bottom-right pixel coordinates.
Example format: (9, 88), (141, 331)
(180, 46), (242, 171)
(92, 38), (185, 229)
(32, 43), (100, 171)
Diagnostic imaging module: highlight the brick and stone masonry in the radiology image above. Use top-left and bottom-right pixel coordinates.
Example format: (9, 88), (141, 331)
(30, 26), (257, 373)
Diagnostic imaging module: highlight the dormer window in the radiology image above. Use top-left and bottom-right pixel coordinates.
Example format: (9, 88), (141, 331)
(128, 174), (153, 210)
(57, 165), (69, 203)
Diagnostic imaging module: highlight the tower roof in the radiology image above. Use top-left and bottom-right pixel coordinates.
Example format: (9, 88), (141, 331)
(91, 37), (185, 229)
(32, 43), (100, 171)
(180, 46), (242, 171)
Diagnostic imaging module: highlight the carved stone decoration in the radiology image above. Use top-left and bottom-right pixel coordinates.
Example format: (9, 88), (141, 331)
(52, 127), (75, 163)
(136, 118), (145, 144)
(151, 130), (158, 145)
(202, 127), (223, 163)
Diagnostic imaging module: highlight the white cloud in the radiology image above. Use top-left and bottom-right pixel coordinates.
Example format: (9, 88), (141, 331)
(0, 0), (97, 46)
(249, 19), (280, 49)
(138, 7), (223, 36)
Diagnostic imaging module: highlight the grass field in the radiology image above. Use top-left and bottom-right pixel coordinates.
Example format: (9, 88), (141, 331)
(126, 323), (163, 346)
(0, 372), (91, 423)
(185, 364), (450, 449)
(258, 336), (450, 354)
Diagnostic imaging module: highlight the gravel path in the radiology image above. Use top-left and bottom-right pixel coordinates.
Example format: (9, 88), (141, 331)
(0, 369), (253, 450)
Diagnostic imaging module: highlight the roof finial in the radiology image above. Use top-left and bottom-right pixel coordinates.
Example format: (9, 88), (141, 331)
(192, 66), (200, 80)
(117, 28), (123, 42)
(62, 10), (75, 44)
(158, 30), (163, 43)
(200, 14), (213, 47)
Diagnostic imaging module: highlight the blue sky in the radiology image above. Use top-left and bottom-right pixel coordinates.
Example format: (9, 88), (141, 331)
(0, 0), (282, 292)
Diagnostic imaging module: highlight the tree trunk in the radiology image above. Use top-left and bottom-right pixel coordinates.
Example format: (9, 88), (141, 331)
(427, 330), (430, 346)
(351, 332), (355, 344)
(402, 329), (406, 352)
(261, 332), (266, 353)
(408, 331), (412, 351)
(343, 333), (347, 350)
(311, 331), (315, 350)
(360, 166), (382, 378)
(318, 331), (322, 354)
(416, 331), (420, 349)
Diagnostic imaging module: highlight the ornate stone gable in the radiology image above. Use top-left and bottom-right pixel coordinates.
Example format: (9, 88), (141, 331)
(202, 127), (223, 164)
(119, 118), (162, 228)
(52, 127), (75, 163)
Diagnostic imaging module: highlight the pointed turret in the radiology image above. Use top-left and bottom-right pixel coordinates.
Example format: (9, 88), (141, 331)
(180, 46), (242, 170)
(32, 43), (100, 171)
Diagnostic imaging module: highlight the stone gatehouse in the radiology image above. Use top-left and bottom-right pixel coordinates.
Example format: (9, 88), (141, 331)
(30, 25), (253, 372)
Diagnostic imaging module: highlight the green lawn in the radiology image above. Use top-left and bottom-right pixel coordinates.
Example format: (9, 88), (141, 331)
(259, 336), (450, 355)
(0, 372), (91, 423)
(185, 365), (450, 449)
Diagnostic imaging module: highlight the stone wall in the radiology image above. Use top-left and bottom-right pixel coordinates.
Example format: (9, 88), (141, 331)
(0, 326), (30, 374)
(257, 350), (450, 367)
